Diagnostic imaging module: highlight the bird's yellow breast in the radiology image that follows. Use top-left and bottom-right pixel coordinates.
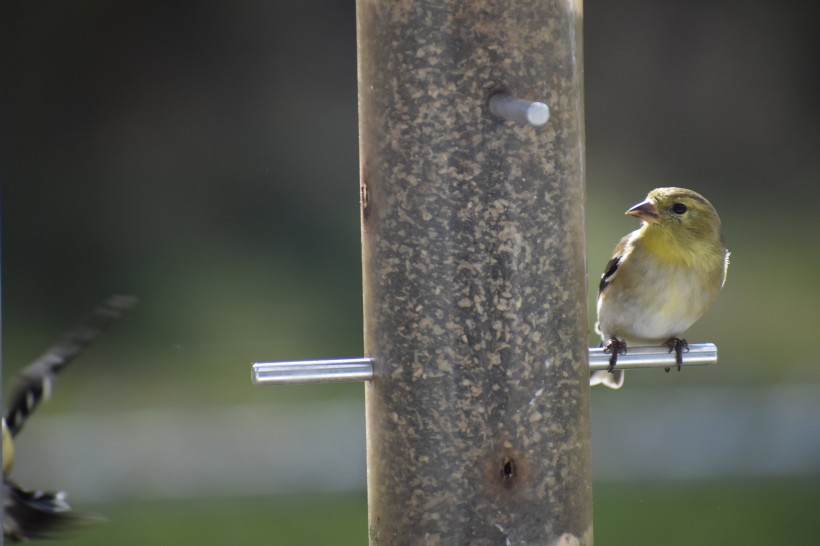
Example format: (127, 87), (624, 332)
(596, 232), (725, 344)
(3, 419), (14, 477)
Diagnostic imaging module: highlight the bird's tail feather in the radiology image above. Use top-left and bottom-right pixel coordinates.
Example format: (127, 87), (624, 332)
(590, 369), (625, 389)
(3, 481), (99, 542)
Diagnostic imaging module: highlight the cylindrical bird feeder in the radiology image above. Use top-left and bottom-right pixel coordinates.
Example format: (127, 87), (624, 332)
(356, 0), (592, 543)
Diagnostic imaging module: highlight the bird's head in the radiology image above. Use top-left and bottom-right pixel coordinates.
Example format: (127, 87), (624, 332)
(626, 187), (722, 242)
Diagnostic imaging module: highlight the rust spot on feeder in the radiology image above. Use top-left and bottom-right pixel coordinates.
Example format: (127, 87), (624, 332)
(360, 163), (371, 223)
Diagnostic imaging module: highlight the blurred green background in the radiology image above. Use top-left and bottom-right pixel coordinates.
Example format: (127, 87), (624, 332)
(2, 1), (819, 544)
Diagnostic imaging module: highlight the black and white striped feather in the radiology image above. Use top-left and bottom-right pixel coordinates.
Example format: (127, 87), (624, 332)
(4, 295), (137, 437)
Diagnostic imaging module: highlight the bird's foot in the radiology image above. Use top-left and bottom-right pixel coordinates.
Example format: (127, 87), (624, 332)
(665, 337), (689, 371)
(603, 337), (628, 373)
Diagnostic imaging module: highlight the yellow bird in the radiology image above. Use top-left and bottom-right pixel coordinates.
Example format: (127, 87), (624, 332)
(3, 295), (136, 542)
(590, 187), (729, 389)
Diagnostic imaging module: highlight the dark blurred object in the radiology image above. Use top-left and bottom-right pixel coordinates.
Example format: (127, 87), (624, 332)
(3, 295), (136, 542)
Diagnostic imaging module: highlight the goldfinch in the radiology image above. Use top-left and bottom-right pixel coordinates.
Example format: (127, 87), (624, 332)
(3, 295), (136, 542)
(590, 188), (728, 389)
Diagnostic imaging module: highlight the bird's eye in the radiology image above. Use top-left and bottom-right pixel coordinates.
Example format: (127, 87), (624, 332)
(672, 203), (688, 214)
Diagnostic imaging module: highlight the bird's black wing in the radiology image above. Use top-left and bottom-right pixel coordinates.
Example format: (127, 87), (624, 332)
(598, 235), (629, 295)
(3, 480), (87, 542)
(4, 295), (137, 437)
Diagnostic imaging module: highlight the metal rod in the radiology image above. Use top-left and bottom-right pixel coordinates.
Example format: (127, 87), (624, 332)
(588, 342), (717, 370)
(251, 344), (717, 386)
(489, 93), (551, 126)
(252, 358), (374, 385)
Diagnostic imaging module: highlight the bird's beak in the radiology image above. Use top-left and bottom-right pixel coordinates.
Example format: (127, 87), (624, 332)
(626, 199), (660, 224)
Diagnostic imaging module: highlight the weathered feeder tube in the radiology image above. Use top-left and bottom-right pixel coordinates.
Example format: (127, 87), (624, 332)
(357, 0), (591, 544)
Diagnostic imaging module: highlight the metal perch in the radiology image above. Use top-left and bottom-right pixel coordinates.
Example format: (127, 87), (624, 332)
(253, 344), (717, 385)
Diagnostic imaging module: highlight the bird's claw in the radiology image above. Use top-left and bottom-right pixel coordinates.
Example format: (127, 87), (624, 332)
(603, 337), (627, 373)
(665, 337), (689, 371)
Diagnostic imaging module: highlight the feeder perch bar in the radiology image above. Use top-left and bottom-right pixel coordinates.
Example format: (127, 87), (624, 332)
(252, 343), (717, 386)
